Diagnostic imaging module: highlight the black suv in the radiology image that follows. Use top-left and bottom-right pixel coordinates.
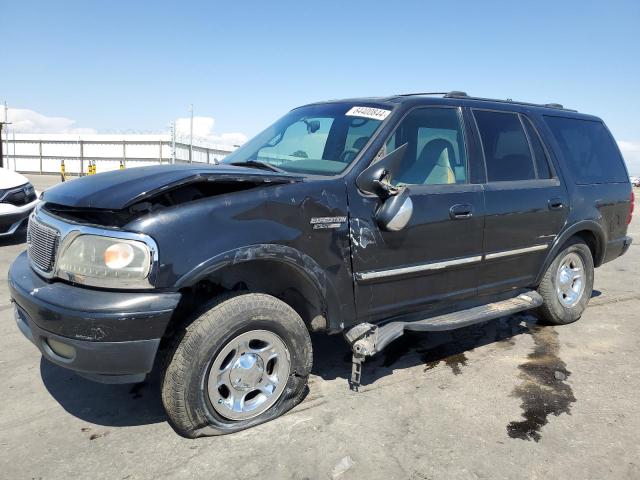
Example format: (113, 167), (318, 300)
(9, 92), (633, 437)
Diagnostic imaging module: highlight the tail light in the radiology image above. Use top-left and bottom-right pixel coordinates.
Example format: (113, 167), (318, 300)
(628, 190), (635, 224)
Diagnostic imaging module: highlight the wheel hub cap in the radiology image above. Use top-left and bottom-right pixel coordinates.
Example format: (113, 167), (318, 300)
(206, 330), (290, 421)
(229, 353), (264, 391)
(555, 252), (585, 308)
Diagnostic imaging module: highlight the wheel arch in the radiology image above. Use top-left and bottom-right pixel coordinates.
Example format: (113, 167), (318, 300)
(535, 220), (605, 285)
(173, 244), (343, 333)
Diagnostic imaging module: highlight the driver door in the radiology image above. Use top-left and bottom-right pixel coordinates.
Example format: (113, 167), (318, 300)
(347, 107), (485, 323)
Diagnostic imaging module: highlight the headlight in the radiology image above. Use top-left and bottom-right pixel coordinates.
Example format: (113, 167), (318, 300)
(56, 234), (154, 289)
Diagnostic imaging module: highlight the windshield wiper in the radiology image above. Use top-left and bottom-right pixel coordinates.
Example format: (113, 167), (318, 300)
(229, 160), (286, 173)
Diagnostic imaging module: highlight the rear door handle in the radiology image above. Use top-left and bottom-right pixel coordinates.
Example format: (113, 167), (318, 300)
(548, 198), (564, 210)
(449, 203), (474, 219)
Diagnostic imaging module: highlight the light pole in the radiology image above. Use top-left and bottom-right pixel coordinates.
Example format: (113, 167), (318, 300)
(188, 104), (193, 163)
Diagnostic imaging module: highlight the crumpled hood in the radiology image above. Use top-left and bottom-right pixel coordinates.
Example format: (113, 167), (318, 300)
(41, 164), (303, 210)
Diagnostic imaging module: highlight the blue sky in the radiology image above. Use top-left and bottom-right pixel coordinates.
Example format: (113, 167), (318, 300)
(1, 0), (639, 171)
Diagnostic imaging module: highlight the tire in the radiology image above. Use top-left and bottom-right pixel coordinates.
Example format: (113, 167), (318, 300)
(537, 237), (594, 325)
(161, 293), (313, 437)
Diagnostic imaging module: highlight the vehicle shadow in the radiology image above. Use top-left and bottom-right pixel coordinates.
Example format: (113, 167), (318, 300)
(40, 358), (167, 427)
(40, 313), (538, 428)
(310, 313), (539, 387)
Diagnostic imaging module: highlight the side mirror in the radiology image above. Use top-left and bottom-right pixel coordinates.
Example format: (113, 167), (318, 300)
(375, 186), (413, 231)
(356, 142), (413, 231)
(355, 143), (408, 198)
(304, 119), (320, 133)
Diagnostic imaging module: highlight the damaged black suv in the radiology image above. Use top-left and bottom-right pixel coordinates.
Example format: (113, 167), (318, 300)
(9, 92), (633, 437)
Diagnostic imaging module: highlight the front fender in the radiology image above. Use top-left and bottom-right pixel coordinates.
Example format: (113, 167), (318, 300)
(175, 244), (344, 332)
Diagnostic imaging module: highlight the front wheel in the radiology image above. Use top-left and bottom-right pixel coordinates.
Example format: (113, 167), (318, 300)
(537, 238), (594, 325)
(161, 293), (313, 437)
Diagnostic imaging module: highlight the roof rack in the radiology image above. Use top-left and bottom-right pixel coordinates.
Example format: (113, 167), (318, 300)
(396, 91), (576, 112)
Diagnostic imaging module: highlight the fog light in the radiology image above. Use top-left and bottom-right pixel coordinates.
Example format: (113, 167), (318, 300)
(46, 338), (76, 360)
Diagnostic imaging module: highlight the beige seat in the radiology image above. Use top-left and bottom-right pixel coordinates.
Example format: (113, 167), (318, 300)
(397, 138), (456, 185)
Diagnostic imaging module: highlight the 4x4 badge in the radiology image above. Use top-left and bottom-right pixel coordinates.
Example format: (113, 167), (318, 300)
(310, 216), (347, 230)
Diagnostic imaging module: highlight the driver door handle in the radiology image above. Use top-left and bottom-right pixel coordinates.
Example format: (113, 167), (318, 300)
(548, 198), (564, 210)
(449, 203), (474, 219)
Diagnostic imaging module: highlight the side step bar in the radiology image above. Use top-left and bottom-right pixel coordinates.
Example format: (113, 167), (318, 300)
(345, 291), (543, 391)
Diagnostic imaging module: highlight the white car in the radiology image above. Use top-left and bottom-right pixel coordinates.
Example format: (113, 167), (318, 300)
(630, 176), (640, 187)
(0, 168), (39, 237)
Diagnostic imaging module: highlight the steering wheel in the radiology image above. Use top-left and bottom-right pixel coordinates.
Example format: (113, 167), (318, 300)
(340, 148), (360, 163)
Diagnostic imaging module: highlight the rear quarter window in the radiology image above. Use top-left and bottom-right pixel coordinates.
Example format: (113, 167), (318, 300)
(544, 116), (628, 184)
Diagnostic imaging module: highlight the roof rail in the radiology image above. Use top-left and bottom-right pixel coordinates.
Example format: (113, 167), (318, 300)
(396, 92), (450, 97)
(447, 92), (575, 111)
(443, 91), (468, 98)
(395, 91), (576, 112)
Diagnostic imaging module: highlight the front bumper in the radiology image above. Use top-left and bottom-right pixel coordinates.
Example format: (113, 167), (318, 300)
(0, 197), (38, 236)
(9, 251), (181, 383)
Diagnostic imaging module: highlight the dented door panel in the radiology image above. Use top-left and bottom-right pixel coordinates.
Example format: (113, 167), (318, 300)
(347, 182), (485, 323)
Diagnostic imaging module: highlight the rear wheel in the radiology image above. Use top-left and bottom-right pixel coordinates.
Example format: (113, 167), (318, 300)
(537, 238), (594, 325)
(161, 293), (312, 437)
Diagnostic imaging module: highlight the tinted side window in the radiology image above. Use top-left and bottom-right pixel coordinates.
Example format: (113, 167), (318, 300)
(544, 116), (627, 184)
(385, 108), (467, 185)
(522, 116), (552, 179)
(474, 110), (536, 182)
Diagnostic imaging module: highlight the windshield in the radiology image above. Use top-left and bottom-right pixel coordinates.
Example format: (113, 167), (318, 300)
(221, 103), (391, 175)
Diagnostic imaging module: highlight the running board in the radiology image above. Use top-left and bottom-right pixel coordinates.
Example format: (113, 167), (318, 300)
(345, 291), (543, 390)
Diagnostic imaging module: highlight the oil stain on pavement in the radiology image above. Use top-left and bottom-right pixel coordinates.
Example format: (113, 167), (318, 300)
(507, 325), (576, 442)
(380, 334), (469, 375)
(380, 315), (531, 375)
(375, 314), (576, 442)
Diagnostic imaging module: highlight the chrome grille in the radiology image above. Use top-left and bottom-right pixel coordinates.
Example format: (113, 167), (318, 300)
(27, 217), (60, 273)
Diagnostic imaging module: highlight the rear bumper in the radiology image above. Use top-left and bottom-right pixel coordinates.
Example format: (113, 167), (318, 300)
(603, 235), (633, 263)
(9, 251), (181, 383)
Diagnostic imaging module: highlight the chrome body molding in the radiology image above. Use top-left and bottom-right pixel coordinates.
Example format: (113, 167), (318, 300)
(27, 204), (159, 289)
(355, 244), (549, 282)
(484, 244), (548, 260)
(355, 255), (483, 281)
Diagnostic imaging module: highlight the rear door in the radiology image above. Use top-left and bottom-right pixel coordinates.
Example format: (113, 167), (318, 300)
(543, 115), (632, 255)
(348, 106), (485, 323)
(471, 109), (569, 294)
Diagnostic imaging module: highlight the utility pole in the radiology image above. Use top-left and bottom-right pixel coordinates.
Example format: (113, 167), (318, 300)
(188, 103), (193, 163)
(0, 102), (9, 169)
(0, 123), (6, 169)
